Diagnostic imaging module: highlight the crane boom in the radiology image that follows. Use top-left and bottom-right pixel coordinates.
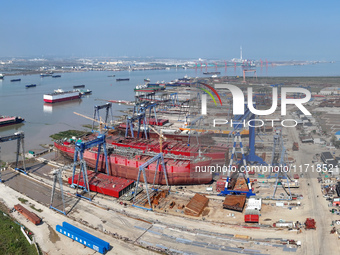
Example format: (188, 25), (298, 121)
(74, 112), (99, 123)
(148, 125), (167, 153)
(148, 125), (167, 140)
(74, 112), (107, 133)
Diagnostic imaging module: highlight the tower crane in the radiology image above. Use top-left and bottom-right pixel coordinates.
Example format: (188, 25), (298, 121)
(74, 112), (109, 134)
(148, 125), (167, 153)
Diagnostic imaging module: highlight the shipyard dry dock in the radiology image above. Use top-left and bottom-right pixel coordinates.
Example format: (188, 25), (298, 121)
(1, 136), (339, 255)
(1, 76), (340, 254)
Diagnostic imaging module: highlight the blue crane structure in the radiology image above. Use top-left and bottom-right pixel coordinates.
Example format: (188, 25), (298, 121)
(125, 111), (148, 139)
(218, 105), (266, 197)
(126, 100), (160, 139)
(135, 101), (159, 125)
(132, 153), (169, 210)
(92, 103), (113, 132)
(169, 93), (178, 107)
(70, 134), (109, 201)
(185, 115), (204, 146)
(50, 162), (81, 215)
(269, 129), (292, 200)
(50, 164), (68, 215)
(0, 131), (26, 182)
(270, 83), (284, 88)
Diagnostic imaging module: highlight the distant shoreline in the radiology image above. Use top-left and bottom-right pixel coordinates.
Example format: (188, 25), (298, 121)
(0, 70), (86, 77)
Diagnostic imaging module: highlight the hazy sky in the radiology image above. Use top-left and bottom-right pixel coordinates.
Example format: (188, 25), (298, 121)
(1, 0), (339, 60)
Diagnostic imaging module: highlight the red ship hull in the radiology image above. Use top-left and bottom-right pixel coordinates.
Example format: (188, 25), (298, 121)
(55, 141), (212, 185)
(43, 95), (80, 103)
(117, 124), (214, 144)
(0, 116), (24, 127)
(107, 136), (228, 165)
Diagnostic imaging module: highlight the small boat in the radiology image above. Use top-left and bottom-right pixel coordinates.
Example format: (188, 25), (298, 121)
(107, 75), (115, 77)
(116, 78), (130, 81)
(74, 89), (92, 95)
(0, 73), (4, 79)
(73, 85), (85, 89)
(144, 78), (150, 82)
(10, 79), (21, 82)
(0, 115), (25, 127)
(40, 73), (52, 77)
(52, 75), (61, 78)
(134, 84), (165, 92)
(25, 84), (36, 88)
(203, 71), (221, 75)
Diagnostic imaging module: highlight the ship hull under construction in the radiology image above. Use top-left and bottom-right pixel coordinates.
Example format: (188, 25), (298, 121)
(54, 141), (212, 185)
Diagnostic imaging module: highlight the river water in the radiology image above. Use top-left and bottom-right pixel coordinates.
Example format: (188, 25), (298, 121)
(0, 62), (339, 161)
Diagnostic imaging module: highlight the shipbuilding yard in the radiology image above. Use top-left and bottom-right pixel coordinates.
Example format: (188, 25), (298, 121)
(1, 73), (340, 254)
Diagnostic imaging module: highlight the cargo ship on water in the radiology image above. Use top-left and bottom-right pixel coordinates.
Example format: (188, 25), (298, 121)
(43, 89), (81, 103)
(54, 137), (213, 185)
(134, 84), (165, 93)
(0, 115), (24, 127)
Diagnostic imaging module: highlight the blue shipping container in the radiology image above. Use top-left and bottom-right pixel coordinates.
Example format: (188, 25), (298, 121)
(56, 222), (110, 254)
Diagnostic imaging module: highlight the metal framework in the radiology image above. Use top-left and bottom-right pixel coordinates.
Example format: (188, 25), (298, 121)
(0, 131), (26, 182)
(219, 131), (255, 197)
(132, 153), (169, 210)
(92, 103), (113, 132)
(242, 69), (257, 83)
(219, 105), (265, 197)
(50, 166), (67, 214)
(136, 102), (158, 125)
(125, 111), (148, 139)
(186, 115), (203, 146)
(50, 161), (87, 214)
(270, 129), (292, 200)
(128, 100), (158, 138)
(70, 134), (109, 200)
(169, 93), (178, 107)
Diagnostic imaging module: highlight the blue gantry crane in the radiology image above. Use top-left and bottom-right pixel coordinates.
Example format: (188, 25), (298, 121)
(92, 103), (114, 132)
(126, 100), (160, 139)
(269, 129), (292, 200)
(138, 101), (159, 125)
(132, 153), (169, 210)
(70, 134), (109, 201)
(219, 105), (266, 197)
(125, 111), (148, 139)
(0, 131), (26, 182)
